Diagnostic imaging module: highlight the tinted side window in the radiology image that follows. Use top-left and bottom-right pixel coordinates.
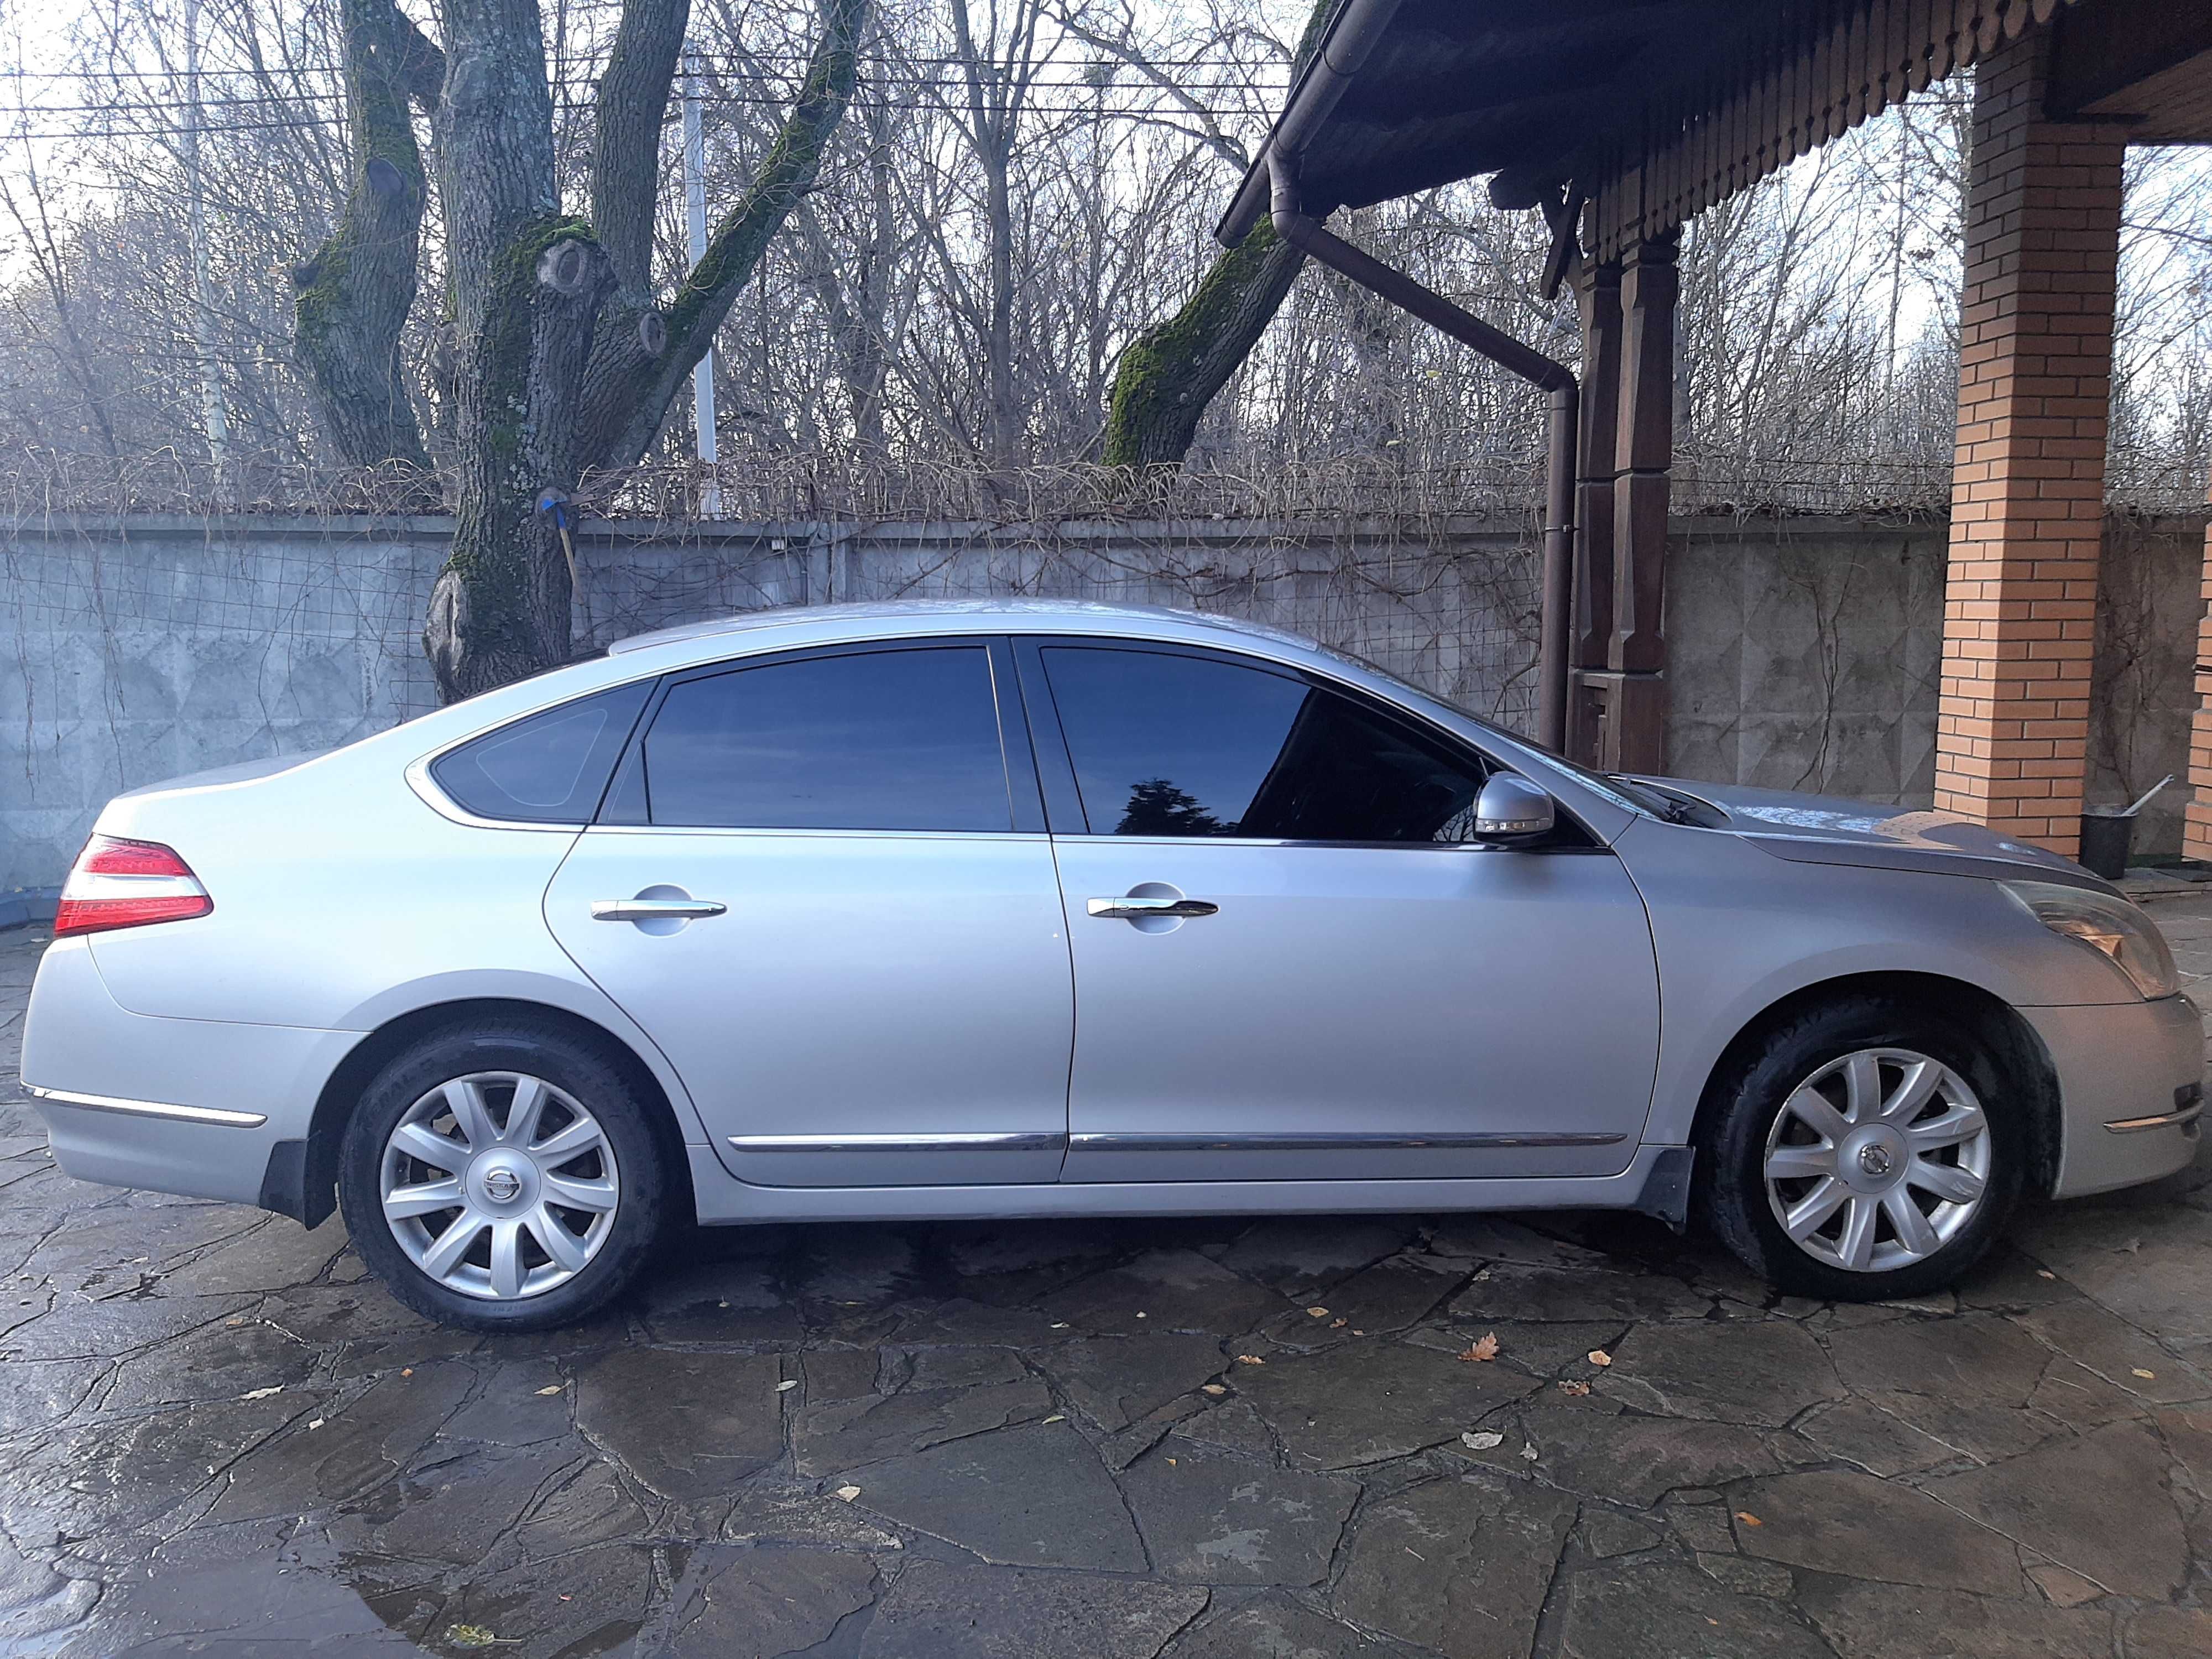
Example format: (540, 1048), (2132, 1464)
(644, 647), (1013, 831)
(431, 681), (651, 823)
(1041, 647), (1488, 842)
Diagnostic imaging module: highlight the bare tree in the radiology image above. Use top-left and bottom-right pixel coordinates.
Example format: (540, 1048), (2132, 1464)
(293, 0), (868, 697)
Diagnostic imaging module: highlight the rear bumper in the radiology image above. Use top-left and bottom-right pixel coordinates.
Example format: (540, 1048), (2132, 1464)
(22, 938), (354, 1209)
(2027, 993), (2204, 1198)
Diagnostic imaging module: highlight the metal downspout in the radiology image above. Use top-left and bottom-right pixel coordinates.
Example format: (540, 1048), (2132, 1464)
(1267, 154), (1578, 753)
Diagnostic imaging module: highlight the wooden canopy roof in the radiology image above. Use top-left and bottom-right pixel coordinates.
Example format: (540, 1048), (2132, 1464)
(1215, 0), (2209, 262)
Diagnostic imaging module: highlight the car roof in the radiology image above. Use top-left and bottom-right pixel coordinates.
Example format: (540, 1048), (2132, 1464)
(605, 598), (1321, 658)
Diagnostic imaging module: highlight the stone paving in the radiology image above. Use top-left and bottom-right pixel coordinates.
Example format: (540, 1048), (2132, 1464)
(2, 906), (2212, 1657)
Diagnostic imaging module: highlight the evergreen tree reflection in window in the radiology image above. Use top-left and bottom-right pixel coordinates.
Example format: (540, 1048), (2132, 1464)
(1117, 779), (1222, 836)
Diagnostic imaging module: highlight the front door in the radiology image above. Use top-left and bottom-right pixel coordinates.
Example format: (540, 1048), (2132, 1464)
(545, 639), (1073, 1187)
(1024, 642), (1661, 1184)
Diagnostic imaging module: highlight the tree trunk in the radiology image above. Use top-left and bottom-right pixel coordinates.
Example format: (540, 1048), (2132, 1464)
(576, 0), (867, 473)
(1101, 218), (1303, 467)
(292, 0), (441, 473)
(1098, 0), (1333, 471)
(419, 0), (865, 700)
(424, 0), (597, 700)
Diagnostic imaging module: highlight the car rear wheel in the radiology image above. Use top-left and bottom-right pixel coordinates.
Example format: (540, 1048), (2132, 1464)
(338, 1025), (671, 1331)
(1700, 996), (2023, 1301)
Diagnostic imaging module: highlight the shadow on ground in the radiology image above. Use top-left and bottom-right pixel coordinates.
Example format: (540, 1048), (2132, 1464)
(2, 907), (2211, 1658)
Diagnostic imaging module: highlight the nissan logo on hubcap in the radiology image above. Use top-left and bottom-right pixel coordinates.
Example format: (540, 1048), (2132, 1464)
(1858, 1144), (1895, 1178)
(482, 1167), (522, 1203)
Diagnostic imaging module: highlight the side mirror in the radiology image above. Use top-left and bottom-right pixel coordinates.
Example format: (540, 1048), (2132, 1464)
(1469, 771), (1555, 844)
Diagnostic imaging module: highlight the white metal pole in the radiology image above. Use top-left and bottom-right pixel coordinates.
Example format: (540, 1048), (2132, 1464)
(184, 0), (230, 495)
(682, 45), (721, 518)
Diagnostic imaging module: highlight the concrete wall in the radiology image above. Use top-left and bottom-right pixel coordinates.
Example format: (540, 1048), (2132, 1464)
(4, 510), (2204, 892)
(1, 513), (1538, 891)
(1662, 514), (2207, 857)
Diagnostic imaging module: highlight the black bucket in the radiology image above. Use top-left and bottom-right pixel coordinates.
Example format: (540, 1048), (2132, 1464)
(2079, 809), (2133, 880)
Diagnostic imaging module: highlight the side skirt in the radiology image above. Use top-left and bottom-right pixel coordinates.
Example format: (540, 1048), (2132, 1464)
(687, 1143), (1687, 1225)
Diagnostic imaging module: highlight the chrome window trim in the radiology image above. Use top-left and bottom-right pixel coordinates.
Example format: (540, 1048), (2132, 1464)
(403, 667), (669, 832)
(404, 756), (588, 832)
(582, 823), (1047, 842)
(729, 1131), (1067, 1154)
(28, 1084), (269, 1129)
(1067, 1130), (1627, 1153)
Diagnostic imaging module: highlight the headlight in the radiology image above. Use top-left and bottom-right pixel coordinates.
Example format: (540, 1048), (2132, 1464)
(2002, 880), (2178, 1000)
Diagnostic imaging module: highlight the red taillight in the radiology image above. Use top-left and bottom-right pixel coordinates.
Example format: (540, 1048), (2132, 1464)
(53, 835), (212, 937)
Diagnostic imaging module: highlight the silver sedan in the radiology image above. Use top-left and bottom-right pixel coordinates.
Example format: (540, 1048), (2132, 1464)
(21, 602), (2203, 1329)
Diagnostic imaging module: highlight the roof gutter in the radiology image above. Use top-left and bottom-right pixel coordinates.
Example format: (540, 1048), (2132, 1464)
(1262, 149), (1578, 754)
(1215, 0), (1401, 248)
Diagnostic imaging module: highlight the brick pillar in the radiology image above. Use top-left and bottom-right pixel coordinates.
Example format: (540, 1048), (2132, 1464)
(2183, 492), (2212, 861)
(1933, 29), (2128, 858)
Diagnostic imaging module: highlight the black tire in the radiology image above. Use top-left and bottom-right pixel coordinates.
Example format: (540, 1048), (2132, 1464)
(337, 1022), (673, 1332)
(1699, 994), (2025, 1301)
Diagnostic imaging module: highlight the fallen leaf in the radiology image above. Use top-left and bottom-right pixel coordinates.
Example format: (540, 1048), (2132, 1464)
(1329, 1318), (1347, 1329)
(2132, 1368), (2157, 1380)
(1735, 1511), (1764, 1527)
(1351, 1329), (1366, 1336)
(1049, 1322), (1070, 1329)
(536, 1385), (564, 1396)
(401, 1368), (414, 1378)
(1461, 1431), (1504, 1451)
(1165, 1457), (1177, 1466)
(775, 1380), (799, 1392)
(445, 1627), (519, 1650)
(1135, 1311), (1147, 1318)
(1558, 1381), (1590, 1396)
(1042, 1413), (1065, 1423)
(2035, 1269), (2057, 1280)
(1520, 1442), (1539, 1462)
(1306, 1307), (1329, 1318)
(1235, 1354), (1266, 1365)
(307, 1418), (325, 1431)
(1587, 1349), (1613, 1368)
(239, 1386), (284, 1401)
(835, 1485), (861, 1503)
(1201, 1384), (1228, 1396)
(1458, 1332), (1500, 1363)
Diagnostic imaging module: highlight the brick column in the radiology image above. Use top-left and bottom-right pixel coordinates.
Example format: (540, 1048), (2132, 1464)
(2183, 493), (2212, 861)
(1933, 29), (2129, 858)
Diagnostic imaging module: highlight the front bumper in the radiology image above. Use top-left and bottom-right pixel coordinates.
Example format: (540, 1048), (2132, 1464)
(2026, 993), (2204, 1198)
(22, 938), (355, 1209)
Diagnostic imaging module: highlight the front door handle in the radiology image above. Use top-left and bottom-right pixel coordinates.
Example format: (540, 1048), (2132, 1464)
(591, 898), (728, 922)
(1086, 896), (1219, 920)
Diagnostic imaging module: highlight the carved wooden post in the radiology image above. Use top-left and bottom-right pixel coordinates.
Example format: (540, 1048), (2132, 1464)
(1603, 229), (1679, 772)
(1569, 258), (1623, 765)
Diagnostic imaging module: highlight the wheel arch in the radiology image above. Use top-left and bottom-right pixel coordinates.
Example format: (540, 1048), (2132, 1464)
(270, 998), (697, 1229)
(1687, 971), (2064, 1199)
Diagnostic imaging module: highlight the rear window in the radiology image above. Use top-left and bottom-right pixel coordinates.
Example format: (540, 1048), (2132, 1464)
(641, 646), (1012, 831)
(430, 681), (652, 823)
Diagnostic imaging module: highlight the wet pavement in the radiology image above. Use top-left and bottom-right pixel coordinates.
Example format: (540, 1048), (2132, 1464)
(2, 907), (2211, 1658)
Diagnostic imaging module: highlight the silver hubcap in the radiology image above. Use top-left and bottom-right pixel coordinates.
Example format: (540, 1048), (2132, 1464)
(1764, 1047), (1991, 1274)
(379, 1072), (619, 1301)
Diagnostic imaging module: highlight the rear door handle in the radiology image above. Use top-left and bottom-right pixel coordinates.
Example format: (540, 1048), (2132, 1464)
(1086, 896), (1219, 920)
(591, 899), (728, 921)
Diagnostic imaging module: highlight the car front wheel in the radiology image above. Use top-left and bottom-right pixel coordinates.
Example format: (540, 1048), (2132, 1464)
(1701, 995), (2023, 1301)
(338, 1024), (671, 1331)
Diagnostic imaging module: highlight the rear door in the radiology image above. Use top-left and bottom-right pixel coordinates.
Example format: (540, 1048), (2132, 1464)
(544, 638), (1074, 1187)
